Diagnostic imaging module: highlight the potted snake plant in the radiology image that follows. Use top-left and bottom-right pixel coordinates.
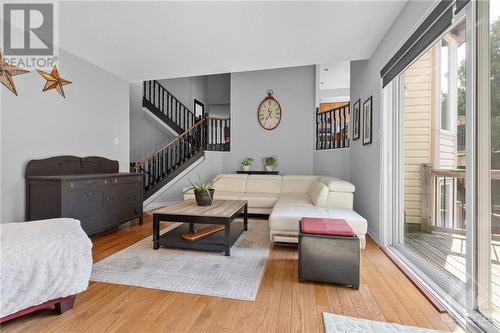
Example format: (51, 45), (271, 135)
(183, 176), (218, 206)
(263, 155), (278, 172)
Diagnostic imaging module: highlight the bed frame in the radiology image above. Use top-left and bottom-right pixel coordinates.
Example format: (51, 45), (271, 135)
(0, 295), (76, 324)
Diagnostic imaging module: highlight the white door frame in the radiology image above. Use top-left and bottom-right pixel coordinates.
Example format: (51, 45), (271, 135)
(476, 0), (493, 324)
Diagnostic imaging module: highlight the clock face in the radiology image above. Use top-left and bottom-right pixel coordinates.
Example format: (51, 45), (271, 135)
(258, 98), (282, 130)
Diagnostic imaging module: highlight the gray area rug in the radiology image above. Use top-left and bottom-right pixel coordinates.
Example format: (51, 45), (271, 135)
(91, 219), (271, 301)
(322, 313), (446, 333)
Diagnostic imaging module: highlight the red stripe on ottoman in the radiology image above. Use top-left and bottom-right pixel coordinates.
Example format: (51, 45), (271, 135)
(301, 217), (356, 237)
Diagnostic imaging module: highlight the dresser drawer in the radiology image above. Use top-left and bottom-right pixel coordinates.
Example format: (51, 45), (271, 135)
(64, 178), (110, 191)
(105, 184), (141, 205)
(109, 176), (141, 186)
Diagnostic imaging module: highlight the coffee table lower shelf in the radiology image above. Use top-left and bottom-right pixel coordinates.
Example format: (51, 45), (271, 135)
(157, 222), (246, 255)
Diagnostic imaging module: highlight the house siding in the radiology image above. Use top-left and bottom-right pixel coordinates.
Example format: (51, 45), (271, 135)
(403, 50), (433, 225)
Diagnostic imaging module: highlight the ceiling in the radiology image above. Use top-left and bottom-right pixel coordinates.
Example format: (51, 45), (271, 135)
(58, 1), (407, 82)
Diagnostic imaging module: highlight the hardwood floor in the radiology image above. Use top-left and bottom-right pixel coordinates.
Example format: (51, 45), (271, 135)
(2, 215), (464, 333)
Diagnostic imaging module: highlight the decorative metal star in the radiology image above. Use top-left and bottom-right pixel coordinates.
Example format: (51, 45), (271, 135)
(0, 51), (29, 96)
(37, 66), (72, 98)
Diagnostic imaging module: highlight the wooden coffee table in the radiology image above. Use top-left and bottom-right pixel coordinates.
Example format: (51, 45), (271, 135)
(152, 199), (248, 256)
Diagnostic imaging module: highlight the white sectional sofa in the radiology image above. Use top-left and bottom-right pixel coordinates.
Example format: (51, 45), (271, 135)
(184, 174), (367, 248)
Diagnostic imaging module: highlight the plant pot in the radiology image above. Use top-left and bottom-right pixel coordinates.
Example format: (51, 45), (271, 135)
(242, 165), (251, 172)
(265, 166), (274, 172)
(194, 189), (215, 206)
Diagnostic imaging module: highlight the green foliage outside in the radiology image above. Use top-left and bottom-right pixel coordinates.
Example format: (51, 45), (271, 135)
(492, 17), (500, 168)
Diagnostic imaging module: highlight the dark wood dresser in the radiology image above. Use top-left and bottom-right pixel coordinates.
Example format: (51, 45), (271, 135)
(25, 156), (143, 235)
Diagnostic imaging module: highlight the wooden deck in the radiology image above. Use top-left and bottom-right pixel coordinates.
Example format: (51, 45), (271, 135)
(0, 215), (463, 333)
(405, 231), (500, 321)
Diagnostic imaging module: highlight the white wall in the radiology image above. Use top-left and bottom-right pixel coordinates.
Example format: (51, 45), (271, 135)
(223, 66), (316, 174)
(349, 0), (434, 242)
(129, 82), (174, 162)
(1, 49), (130, 222)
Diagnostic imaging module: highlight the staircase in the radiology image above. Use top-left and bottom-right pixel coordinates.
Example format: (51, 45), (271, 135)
(132, 80), (230, 200)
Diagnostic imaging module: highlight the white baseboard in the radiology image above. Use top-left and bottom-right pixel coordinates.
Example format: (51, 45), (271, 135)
(367, 227), (381, 246)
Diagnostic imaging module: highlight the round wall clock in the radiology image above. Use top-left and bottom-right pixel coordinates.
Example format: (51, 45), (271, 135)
(258, 90), (282, 130)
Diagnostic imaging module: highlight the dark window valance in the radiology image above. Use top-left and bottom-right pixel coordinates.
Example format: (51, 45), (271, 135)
(380, 0), (470, 88)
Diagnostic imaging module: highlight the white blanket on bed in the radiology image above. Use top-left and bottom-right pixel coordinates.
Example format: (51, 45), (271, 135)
(0, 218), (93, 317)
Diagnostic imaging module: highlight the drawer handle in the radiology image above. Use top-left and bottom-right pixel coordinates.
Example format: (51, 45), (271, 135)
(104, 180), (108, 184)
(114, 179), (118, 183)
(70, 182), (74, 188)
(105, 198), (110, 201)
(86, 180), (92, 185)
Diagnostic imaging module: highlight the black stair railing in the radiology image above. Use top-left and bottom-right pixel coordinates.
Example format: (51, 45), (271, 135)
(135, 80), (232, 197)
(143, 80), (197, 133)
(205, 116), (230, 151)
(316, 105), (350, 150)
(133, 117), (206, 193)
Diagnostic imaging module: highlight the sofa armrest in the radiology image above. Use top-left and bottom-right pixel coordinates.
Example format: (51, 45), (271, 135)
(319, 177), (355, 193)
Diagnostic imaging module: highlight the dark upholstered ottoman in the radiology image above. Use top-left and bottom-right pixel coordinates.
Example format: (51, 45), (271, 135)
(298, 217), (360, 289)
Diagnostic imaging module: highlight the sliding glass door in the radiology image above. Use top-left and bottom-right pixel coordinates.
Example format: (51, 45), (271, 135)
(383, 1), (500, 329)
(396, 12), (470, 308)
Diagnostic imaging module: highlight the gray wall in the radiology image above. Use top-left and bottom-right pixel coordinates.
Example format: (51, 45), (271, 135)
(158, 76), (208, 110)
(313, 149), (350, 180)
(349, 0), (433, 242)
(207, 74), (230, 105)
(129, 82), (174, 162)
(207, 74), (230, 118)
(223, 66), (315, 174)
(1, 49), (130, 222)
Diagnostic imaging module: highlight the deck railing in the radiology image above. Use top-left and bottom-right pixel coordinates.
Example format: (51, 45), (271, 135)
(421, 164), (500, 234)
(316, 105), (350, 150)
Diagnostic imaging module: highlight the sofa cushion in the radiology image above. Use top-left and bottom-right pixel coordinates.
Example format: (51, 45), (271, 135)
(270, 205), (367, 237)
(245, 175), (282, 194)
(183, 190), (241, 201)
(213, 174), (247, 192)
(281, 175), (318, 193)
(213, 191), (242, 200)
(307, 180), (328, 206)
(319, 177), (355, 193)
(276, 193), (312, 206)
(239, 192), (279, 208)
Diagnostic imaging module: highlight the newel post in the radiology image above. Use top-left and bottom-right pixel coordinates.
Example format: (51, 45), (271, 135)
(421, 163), (434, 233)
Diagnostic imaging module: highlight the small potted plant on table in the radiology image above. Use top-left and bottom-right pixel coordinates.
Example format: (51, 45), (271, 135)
(263, 155), (278, 172)
(241, 157), (254, 172)
(183, 177), (217, 206)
